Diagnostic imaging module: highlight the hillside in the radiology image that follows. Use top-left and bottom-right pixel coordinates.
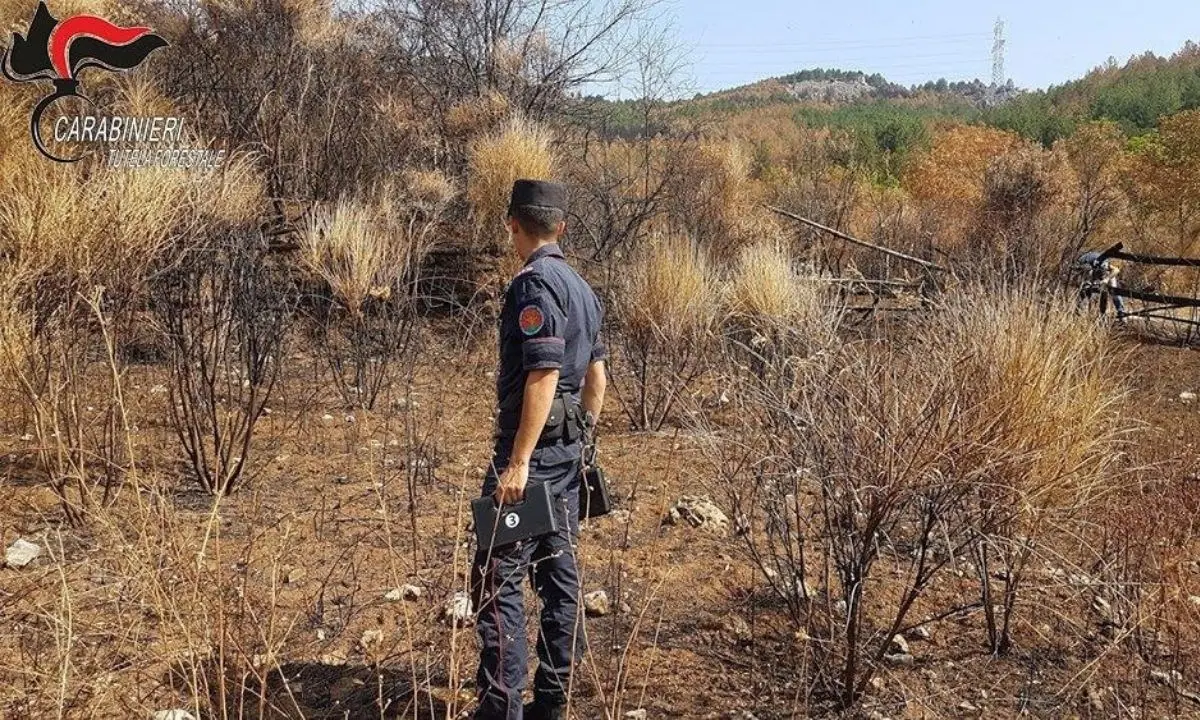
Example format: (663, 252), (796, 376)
(587, 42), (1200, 183)
(986, 42), (1200, 144)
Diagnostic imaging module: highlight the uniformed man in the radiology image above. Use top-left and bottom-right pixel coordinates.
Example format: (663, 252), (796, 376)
(471, 179), (607, 720)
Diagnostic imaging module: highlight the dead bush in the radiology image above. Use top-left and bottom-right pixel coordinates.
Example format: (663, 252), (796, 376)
(963, 145), (1072, 285)
(152, 231), (296, 496)
(701, 339), (984, 710)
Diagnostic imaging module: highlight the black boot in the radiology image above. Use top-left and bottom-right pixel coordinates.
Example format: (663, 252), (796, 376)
(523, 700), (566, 720)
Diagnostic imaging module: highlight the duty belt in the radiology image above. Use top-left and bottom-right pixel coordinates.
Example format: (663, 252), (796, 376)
(495, 394), (585, 445)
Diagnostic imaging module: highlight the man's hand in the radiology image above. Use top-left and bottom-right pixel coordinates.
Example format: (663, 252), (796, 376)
(494, 459), (530, 505)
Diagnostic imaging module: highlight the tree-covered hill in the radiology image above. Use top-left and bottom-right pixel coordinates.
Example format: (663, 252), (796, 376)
(984, 43), (1200, 145)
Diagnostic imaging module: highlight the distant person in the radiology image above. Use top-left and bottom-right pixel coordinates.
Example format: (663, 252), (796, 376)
(1075, 250), (1126, 318)
(471, 180), (607, 720)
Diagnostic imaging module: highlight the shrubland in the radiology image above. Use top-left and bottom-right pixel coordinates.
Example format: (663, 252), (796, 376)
(0, 0), (1198, 716)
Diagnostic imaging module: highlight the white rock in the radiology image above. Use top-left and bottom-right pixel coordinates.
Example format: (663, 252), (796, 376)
(1180, 391), (1197, 404)
(359, 629), (383, 649)
(887, 634), (910, 656)
(906, 626), (933, 642)
(153, 711), (197, 720)
(624, 710), (647, 720)
(883, 652), (914, 667)
(663, 496), (729, 534)
(443, 592), (473, 626)
(583, 590), (610, 617)
(1151, 668), (1182, 687)
(385, 584), (423, 602)
(5, 538), (41, 568)
(321, 414), (335, 422)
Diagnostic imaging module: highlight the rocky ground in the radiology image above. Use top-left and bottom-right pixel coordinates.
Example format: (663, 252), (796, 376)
(1, 323), (1198, 719)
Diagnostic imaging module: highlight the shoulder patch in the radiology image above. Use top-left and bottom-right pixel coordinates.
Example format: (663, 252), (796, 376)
(519, 305), (545, 336)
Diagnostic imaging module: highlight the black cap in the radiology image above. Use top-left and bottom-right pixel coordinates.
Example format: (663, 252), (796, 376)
(508, 179), (567, 214)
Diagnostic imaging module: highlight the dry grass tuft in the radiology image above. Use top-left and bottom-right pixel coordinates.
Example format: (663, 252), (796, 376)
(284, 0), (342, 49)
(113, 76), (178, 118)
(302, 200), (393, 315)
(931, 285), (1125, 516)
(446, 90), (511, 137)
(725, 240), (842, 356)
(467, 116), (556, 247)
(727, 241), (807, 320)
(301, 191), (438, 316)
(0, 167), (193, 291)
(403, 167), (457, 211)
(199, 152), (267, 226)
(622, 234), (717, 344)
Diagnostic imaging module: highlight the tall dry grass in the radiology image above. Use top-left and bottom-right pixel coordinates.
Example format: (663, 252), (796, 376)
(301, 179), (447, 316)
(721, 240), (842, 395)
(0, 162), (262, 296)
(931, 286), (1125, 519)
(302, 200), (400, 316)
(466, 116), (556, 249)
(621, 234), (716, 345)
(669, 138), (781, 258)
(614, 234), (717, 429)
(920, 285), (1129, 653)
(726, 241), (840, 340)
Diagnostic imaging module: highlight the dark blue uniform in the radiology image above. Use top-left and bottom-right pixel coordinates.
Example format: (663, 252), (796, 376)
(472, 242), (605, 719)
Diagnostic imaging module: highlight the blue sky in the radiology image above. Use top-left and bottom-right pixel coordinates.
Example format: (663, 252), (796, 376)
(652, 0), (1200, 95)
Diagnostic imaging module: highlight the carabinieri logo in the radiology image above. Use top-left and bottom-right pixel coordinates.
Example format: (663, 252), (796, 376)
(1, 1), (167, 162)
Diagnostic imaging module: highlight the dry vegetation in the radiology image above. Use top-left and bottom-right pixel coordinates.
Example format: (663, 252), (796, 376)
(1, 0), (1199, 718)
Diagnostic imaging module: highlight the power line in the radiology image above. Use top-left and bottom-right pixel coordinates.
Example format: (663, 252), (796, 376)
(694, 32), (989, 50)
(698, 61), (990, 75)
(696, 50), (988, 61)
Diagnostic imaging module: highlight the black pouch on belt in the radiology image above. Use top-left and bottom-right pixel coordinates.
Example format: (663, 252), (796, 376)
(539, 396), (567, 442)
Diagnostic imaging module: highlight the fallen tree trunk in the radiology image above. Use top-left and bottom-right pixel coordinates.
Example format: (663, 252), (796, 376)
(765, 205), (948, 273)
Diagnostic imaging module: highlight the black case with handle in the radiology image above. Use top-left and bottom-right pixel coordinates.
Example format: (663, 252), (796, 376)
(581, 466), (613, 519)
